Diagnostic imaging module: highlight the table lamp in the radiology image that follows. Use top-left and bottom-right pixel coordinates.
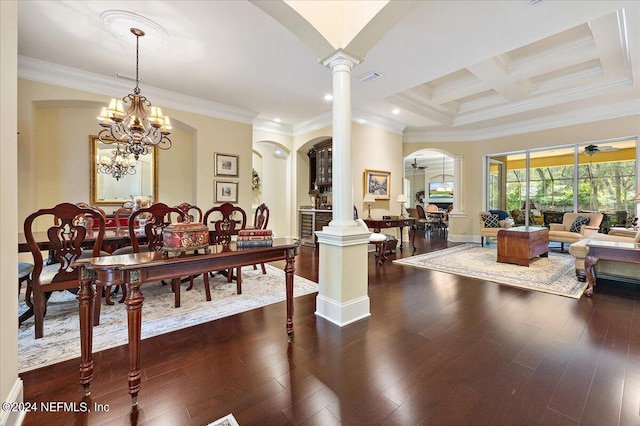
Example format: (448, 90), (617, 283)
(397, 194), (408, 218)
(363, 193), (375, 219)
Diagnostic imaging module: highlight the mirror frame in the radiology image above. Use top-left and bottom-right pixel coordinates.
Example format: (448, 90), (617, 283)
(89, 135), (158, 205)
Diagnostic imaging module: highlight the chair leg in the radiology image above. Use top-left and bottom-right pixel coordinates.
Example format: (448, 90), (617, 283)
(187, 276), (195, 291)
(260, 263), (266, 274)
(236, 267), (242, 294)
(18, 279), (34, 326)
(203, 273), (212, 301)
(32, 290), (50, 339)
(172, 278), (181, 308)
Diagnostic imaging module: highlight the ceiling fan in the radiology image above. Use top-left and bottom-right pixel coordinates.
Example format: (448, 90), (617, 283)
(410, 158), (427, 170)
(583, 144), (619, 157)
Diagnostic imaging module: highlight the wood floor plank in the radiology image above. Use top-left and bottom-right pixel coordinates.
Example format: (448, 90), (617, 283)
(18, 239), (640, 425)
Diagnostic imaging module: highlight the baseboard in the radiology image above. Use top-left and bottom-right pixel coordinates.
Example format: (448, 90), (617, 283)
(315, 294), (371, 327)
(448, 233), (477, 243)
(0, 378), (25, 426)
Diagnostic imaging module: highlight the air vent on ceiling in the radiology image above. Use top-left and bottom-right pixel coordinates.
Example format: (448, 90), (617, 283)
(360, 72), (382, 83)
(526, 0), (543, 5)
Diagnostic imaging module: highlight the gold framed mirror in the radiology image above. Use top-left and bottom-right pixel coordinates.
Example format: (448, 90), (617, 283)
(89, 135), (158, 205)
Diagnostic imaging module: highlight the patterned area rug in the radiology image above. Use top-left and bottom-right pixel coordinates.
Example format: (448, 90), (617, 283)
(18, 264), (317, 372)
(393, 243), (587, 299)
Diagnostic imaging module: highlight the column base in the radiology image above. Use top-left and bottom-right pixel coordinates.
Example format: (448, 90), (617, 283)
(315, 229), (370, 327)
(315, 294), (371, 327)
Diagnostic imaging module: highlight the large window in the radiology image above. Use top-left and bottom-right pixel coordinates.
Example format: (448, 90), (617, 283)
(488, 139), (637, 226)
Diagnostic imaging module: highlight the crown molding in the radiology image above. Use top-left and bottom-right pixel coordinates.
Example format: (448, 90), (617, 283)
(292, 111), (333, 136)
(290, 108), (405, 137)
(18, 56), (258, 125)
(403, 98), (640, 143)
(252, 118), (293, 136)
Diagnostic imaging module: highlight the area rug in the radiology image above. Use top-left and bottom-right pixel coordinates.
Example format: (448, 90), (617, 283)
(393, 243), (587, 299)
(17, 264), (318, 372)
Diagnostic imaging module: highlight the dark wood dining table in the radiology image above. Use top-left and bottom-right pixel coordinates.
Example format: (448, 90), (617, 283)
(72, 238), (300, 406)
(18, 228), (140, 253)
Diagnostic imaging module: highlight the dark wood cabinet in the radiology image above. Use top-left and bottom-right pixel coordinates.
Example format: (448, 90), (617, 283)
(308, 140), (332, 192)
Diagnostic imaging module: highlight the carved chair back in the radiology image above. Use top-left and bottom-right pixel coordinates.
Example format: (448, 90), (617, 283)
(174, 202), (203, 224)
(23, 202), (106, 338)
(203, 203), (247, 245)
(253, 203), (269, 230)
(128, 203), (185, 253)
(114, 201), (133, 231)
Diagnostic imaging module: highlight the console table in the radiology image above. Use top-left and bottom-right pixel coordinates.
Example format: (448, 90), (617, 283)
(73, 238), (299, 406)
(364, 217), (416, 251)
(584, 239), (640, 296)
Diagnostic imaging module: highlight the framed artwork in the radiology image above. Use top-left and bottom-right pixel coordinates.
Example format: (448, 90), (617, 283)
(215, 180), (238, 203)
(215, 153), (239, 177)
(363, 169), (390, 200)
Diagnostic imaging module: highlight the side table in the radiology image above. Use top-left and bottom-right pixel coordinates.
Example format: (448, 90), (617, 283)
(584, 239), (640, 296)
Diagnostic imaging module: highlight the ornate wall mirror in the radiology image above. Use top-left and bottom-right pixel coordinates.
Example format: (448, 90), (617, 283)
(89, 135), (158, 205)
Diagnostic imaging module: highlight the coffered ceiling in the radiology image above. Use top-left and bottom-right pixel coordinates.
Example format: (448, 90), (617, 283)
(16, 1), (640, 140)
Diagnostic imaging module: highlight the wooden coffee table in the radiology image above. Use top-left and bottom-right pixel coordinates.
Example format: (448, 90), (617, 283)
(497, 226), (549, 266)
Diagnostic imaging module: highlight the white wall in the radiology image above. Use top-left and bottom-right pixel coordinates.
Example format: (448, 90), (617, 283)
(1, 2), (21, 424)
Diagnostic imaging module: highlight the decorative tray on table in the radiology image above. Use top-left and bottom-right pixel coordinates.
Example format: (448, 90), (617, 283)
(162, 222), (210, 253)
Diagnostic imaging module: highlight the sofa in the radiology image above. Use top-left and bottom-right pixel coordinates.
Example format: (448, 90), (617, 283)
(479, 210), (513, 247)
(548, 212), (603, 251)
(568, 228), (640, 282)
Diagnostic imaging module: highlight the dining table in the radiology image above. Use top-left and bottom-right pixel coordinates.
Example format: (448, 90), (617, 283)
(72, 238), (300, 406)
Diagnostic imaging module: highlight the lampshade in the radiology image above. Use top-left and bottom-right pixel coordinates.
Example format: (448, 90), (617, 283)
(363, 193), (376, 203)
(634, 192), (640, 202)
(396, 194), (408, 203)
(521, 201), (537, 210)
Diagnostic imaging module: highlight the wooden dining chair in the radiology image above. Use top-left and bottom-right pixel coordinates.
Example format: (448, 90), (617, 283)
(23, 202), (106, 338)
(114, 201), (133, 232)
(203, 203), (247, 293)
(252, 203), (270, 274)
(173, 203), (205, 290)
(174, 202), (203, 224)
(110, 203), (211, 316)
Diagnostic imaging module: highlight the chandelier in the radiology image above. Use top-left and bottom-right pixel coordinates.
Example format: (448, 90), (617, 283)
(436, 154), (451, 192)
(97, 27), (171, 159)
(97, 144), (137, 181)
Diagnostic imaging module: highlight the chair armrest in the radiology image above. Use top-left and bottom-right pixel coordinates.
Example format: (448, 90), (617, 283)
(549, 223), (564, 231)
(582, 226), (600, 237)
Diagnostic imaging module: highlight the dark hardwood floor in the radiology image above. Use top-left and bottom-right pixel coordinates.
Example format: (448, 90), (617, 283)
(20, 232), (640, 425)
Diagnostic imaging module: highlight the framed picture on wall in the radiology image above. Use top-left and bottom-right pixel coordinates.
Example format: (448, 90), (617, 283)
(215, 153), (239, 177)
(215, 180), (238, 203)
(363, 169), (390, 200)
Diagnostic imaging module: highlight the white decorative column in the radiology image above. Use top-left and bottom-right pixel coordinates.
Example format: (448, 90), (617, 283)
(314, 50), (371, 327)
(451, 155), (464, 214)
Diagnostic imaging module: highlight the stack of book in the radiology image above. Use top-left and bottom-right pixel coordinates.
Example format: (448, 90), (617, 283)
(236, 229), (273, 247)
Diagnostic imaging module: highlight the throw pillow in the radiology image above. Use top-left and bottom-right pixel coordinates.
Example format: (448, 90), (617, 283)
(570, 216), (590, 233)
(482, 214), (500, 228)
(489, 209), (510, 220)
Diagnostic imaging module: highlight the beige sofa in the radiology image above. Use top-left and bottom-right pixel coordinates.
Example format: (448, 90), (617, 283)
(548, 212), (603, 251)
(479, 211), (513, 247)
(568, 228), (640, 282)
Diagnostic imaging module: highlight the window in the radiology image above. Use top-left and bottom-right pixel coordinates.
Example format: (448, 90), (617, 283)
(488, 139), (637, 225)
